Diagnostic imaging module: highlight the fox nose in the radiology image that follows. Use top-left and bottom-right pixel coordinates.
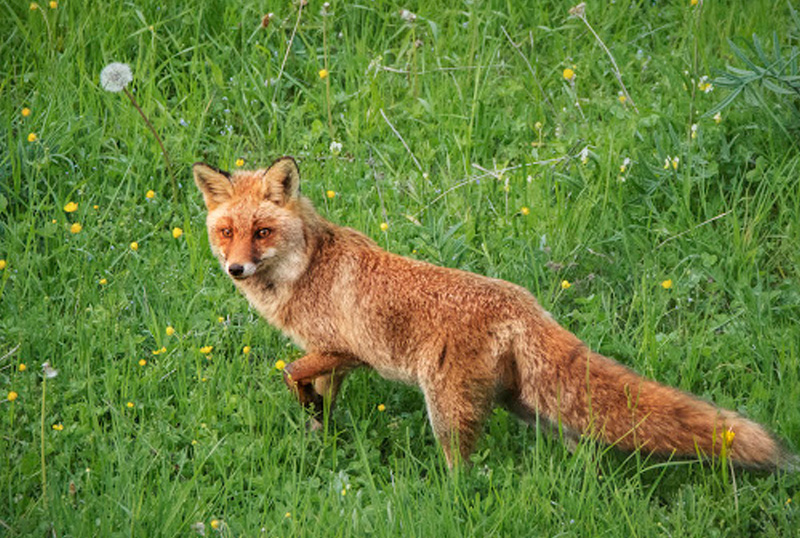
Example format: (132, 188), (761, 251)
(228, 264), (245, 277)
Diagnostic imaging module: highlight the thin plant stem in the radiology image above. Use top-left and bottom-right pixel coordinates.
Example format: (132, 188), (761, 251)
(379, 108), (423, 173)
(570, 3), (638, 113)
(122, 87), (176, 198)
(323, 11), (334, 138)
(274, 3), (304, 93)
(40, 377), (47, 508)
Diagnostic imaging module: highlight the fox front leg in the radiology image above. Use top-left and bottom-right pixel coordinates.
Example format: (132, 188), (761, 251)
(282, 352), (359, 426)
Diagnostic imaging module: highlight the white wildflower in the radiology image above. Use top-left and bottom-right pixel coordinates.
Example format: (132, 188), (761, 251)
(399, 9), (417, 22)
(330, 141), (342, 155)
(579, 146), (589, 165)
(691, 123), (698, 139)
(620, 157), (631, 173)
(100, 62), (133, 93)
(42, 361), (58, 379)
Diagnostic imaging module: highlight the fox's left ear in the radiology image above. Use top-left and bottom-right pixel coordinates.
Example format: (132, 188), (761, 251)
(263, 156), (300, 206)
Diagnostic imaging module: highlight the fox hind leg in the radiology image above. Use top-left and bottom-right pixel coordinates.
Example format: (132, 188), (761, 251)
(421, 376), (495, 468)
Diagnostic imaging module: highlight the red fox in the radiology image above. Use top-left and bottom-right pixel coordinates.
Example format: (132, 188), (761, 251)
(193, 157), (797, 470)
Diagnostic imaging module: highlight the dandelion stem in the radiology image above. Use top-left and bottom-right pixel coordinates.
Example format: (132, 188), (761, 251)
(122, 87), (176, 198)
(40, 377), (47, 508)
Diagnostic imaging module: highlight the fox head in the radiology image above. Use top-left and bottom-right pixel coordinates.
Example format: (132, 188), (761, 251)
(193, 157), (311, 283)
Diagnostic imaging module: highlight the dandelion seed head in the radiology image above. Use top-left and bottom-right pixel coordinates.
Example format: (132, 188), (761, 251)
(100, 63), (133, 93)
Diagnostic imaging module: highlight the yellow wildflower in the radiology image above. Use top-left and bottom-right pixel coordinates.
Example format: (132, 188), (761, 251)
(130, 241), (139, 251)
(19, 363), (27, 371)
(49, 0), (57, 8)
(243, 346), (251, 354)
(70, 222), (82, 234)
(377, 404), (386, 412)
(64, 201), (78, 212)
(235, 158), (244, 167)
(691, 0), (699, 6)
(217, 316), (225, 323)
(618, 92), (627, 104)
(562, 68), (575, 81)
(318, 69), (329, 79)
(520, 206), (530, 216)
(99, 278), (108, 285)
(7, 391), (18, 402)
(166, 326), (175, 336)
(139, 359), (147, 366)
(27, 133), (37, 142)
(723, 428), (735, 446)
(380, 222), (389, 232)
(200, 346), (213, 354)
(152, 347), (166, 355)
(52, 423), (64, 431)
(210, 520), (220, 530)
(661, 279), (673, 289)
(30, 3), (38, 10)
(326, 190), (336, 199)
(127, 401), (134, 408)
(275, 359), (286, 371)
(0, 260), (6, 270)
(561, 280), (571, 290)
(22, 107), (31, 117)
(172, 227), (183, 239)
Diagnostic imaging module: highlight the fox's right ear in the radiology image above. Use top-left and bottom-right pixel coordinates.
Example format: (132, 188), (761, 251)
(193, 163), (233, 210)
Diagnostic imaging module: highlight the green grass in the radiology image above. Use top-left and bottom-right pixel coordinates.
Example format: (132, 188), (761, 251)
(2, 0), (800, 535)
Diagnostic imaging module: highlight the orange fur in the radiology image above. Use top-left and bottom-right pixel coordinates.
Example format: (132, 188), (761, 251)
(194, 157), (797, 470)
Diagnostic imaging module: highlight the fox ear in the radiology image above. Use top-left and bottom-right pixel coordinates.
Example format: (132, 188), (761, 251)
(263, 156), (300, 206)
(193, 163), (233, 210)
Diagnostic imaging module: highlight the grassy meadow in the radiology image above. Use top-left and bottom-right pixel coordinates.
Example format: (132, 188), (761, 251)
(2, 0), (800, 535)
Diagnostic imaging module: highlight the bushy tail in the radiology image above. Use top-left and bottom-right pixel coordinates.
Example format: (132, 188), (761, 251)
(523, 330), (798, 471)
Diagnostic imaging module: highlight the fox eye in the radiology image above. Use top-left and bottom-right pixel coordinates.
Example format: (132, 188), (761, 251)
(256, 228), (272, 239)
(220, 228), (233, 238)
